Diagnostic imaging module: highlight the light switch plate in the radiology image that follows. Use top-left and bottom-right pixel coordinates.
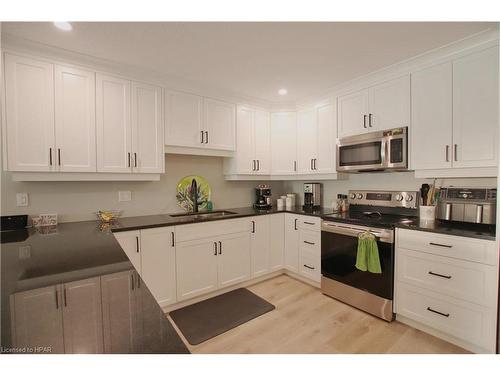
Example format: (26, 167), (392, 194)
(16, 193), (29, 207)
(118, 191), (132, 202)
(19, 245), (31, 259)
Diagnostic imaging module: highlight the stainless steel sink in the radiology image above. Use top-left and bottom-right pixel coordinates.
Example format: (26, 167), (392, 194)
(169, 210), (238, 219)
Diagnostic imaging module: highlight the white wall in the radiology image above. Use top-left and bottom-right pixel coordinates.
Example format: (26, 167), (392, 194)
(0, 154), (285, 223)
(283, 172), (497, 210)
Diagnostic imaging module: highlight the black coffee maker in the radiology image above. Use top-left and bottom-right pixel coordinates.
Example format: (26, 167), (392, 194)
(254, 184), (272, 210)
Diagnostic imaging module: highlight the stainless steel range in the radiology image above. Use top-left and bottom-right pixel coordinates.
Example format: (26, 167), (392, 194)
(321, 190), (419, 321)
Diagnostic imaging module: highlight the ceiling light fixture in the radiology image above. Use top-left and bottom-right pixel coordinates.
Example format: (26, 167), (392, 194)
(53, 22), (73, 31)
(278, 88), (288, 96)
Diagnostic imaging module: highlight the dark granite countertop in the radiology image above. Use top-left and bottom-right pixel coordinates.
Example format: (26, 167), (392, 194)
(395, 219), (497, 241)
(0, 221), (189, 354)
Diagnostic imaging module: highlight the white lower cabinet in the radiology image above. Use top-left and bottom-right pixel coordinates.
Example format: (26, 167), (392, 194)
(395, 228), (498, 353)
(114, 226), (177, 307)
(269, 214), (285, 271)
(284, 214), (301, 272)
(217, 232), (251, 288)
(250, 216), (271, 278)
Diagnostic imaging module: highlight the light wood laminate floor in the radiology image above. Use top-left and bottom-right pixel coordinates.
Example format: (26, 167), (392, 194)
(167, 275), (469, 354)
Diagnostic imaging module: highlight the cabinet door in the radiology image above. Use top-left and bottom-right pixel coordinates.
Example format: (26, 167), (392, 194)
(296, 109), (317, 174)
(204, 98), (236, 151)
(412, 63), (453, 170)
(316, 103), (336, 173)
(164, 90), (203, 148)
(368, 75), (410, 131)
(176, 238), (219, 301)
(114, 231), (142, 274)
(337, 89), (368, 137)
(250, 216), (271, 278)
(101, 270), (140, 353)
(4, 54), (55, 171)
(218, 232), (251, 288)
(270, 112), (297, 174)
(131, 82), (164, 173)
(54, 65), (96, 172)
(62, 277), (103, 353)
(254, 109), (271, 174)
(269, 213), (285, 272)
(284, 214), (300, 272)
(235, 106), (255, 174)
(12, 285), (64, 353)
(140, 227), (177, 306)
(96, 73), (132, 173)
(452, 47), (499, 168)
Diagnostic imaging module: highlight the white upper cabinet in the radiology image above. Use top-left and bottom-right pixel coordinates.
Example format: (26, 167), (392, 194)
(270, 112), (297, 175)
(452, 46), (498, 168)
(4, 54), (55, 171)
(368, 75), (410, 131)
(228, 106), (270, 175)
(412, 62), (453, 170)
(412, 46), (498, 173)
(96, 73), (132, 173)
(131, 82), (164, 173)
(296, 108), (317, 174)
(337, 75), (410, 137)
(164, 90), (203, 148)
(203, 98), (236, 151)
(316, 103), (336, 174)
(55, 65), (96, 172)
(337, 89), (369, 138)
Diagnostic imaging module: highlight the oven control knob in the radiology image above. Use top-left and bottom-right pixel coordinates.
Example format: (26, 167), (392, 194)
(356, 193), (363, 199)
(350, 193), (356, 199)
(395, 194), (403, 201)
(406, 195), (414, 202)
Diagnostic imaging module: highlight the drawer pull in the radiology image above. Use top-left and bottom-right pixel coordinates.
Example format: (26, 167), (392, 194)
(428, 271), (452, 279)
(303, 221), (315, 225)
(303, 264), (315, 270)
(429, 242), (452, 248)
(303, 240), (315, 245)
(427, 307), (450, 318)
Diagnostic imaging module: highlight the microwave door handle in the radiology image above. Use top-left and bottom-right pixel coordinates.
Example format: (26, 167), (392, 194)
(381, 139), (388, 167)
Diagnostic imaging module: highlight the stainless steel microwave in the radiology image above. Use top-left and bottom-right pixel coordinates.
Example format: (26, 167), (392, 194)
(336, 127), (408, 172)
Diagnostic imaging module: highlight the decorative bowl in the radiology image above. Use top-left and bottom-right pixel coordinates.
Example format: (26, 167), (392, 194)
(96, 210), (122, 223)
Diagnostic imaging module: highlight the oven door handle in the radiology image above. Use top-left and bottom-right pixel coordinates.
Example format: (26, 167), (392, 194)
(321, 222), (393, 244)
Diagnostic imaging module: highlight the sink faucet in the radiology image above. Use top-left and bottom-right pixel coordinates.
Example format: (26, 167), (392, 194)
(190, 178), (198, 213)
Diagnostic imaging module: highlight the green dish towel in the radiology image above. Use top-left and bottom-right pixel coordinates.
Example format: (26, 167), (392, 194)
(355, 233), (382, 274)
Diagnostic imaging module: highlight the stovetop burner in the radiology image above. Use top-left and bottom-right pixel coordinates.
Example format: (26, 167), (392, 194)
(323, 210), (418, 229)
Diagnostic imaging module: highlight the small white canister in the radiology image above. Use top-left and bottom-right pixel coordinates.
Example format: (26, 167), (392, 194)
(285, 197), (293, 210)
(286, 193), (296, 208)
(277, 198), (284, 210)
(419, 206), (436, 221)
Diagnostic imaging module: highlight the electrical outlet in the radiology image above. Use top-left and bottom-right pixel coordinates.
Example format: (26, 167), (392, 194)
(19, 245), (31, 259)
(118, 191), (132, 202)
(16, 193), (29, 207)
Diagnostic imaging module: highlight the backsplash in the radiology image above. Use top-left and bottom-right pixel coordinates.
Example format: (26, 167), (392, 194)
(0, 154), (285, 223)
(283, 173), (497, 210)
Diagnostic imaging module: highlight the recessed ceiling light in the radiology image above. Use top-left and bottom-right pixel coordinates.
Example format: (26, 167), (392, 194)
(278, 88), (288, 96)
(53, 22), (73, 31)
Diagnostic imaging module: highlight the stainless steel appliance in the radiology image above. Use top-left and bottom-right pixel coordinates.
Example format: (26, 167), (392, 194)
(254, 184), (272, 210)
(321, 190), (419, 321)
(437, 187), (496, 224)
(336, 127), (408, 172)
(303, 183), (322, 208)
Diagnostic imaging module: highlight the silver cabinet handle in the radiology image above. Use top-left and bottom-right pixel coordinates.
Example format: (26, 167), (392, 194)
(303, 221), (315, 225)
(363, 114), (367, 128)
(218, 241), (222, 255)
(311, 159), (314, 170)
(303, 264), (315, 270)
(303, 240), (315, 245)
(368, 113), (373, 127)
(429, 242), (452, 248)
(205, 131), (209, 144)
(200, 131), (204, 144)
(128, 152), (131, 167)
(136, 236), (140, 252)
(251, 220), (255, 233)
(49, 148), (53, 166)
(171, 232), (175, 247)
(134, 153), (137, 167)
(256, 160), (260, 171)
(428, 271), (452, 279)
(63, 287), (67, 307)
(58, 148), (61, 166)
(427, 307), (450, 318)
(445, 145), (450, 162)
(294, 219), (298, 230)
(213, 242), (217, 255)
(454, 144), (458, 162)
(314, 159), (317, 170)
(252, 160), (255, 171)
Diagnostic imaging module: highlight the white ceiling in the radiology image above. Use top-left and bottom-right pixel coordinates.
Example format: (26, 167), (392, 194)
(1, 22), (496, 103)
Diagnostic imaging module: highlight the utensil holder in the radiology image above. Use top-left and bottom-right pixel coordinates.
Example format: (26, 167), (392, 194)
(419, 206), (436, 221)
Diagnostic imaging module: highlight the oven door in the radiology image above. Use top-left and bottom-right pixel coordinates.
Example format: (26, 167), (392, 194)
(336, 135), (386, 172)
(321, 221), (394, 300)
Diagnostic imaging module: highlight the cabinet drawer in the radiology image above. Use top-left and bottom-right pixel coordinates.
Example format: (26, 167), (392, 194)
(396, 248), (497, 307)
(396, 283), (496, 352)
(175, 218), (249, 242)
(397, 228), (497, 265)
(299, 230), (320, 255)
(299, 249), (321, 282)
(297, 216), (321, 232)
